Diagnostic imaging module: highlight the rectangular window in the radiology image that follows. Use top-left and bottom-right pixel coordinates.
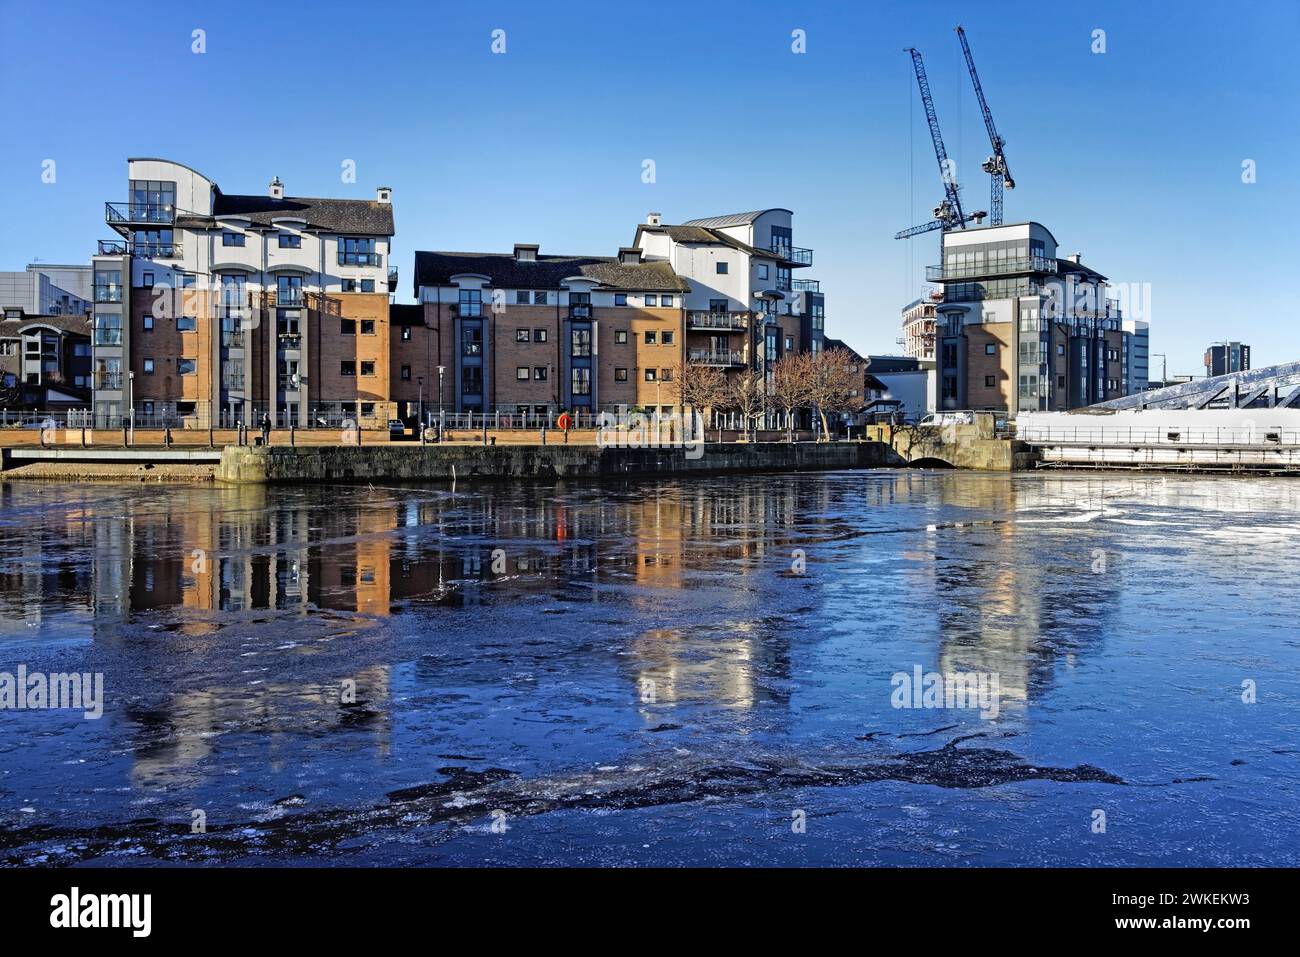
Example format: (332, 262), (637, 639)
(278, 233), (301, 248)
(516, 329), (530, 342)
(662, 331), (674, 345)
(339, 237), (377, 266)
(571, 328), (592, 357)
(177, 358), (196, 375)
(142, 272), (154, 288)
(660, 296), (673, 307)
(360, 403), (375, 417)
(644, 295), (658, 307)
(222, 231), (245, 247)
(615, 367), (628, 381)
(985, 375), (996, 387)
(516, 291), (530, 305)
(985, 343), (997, 355)
(360, 319), (375, 335)
(401, 365), (411, 380)
(462, 325), (482, 355)
(360, 361), (375, 376)
(661, 368), (673, 381)
(644, 331), (657, 344)
(277, 275), (302, 306)
(533, 329), (548, 343)
(142, 401), (155, 415)
(645, 369), (657, 382)
(342, 279), (358, 292)
(401, 325), (411, 341)
(785, 335), (794, 350)
(517, 366), (530, 380)
(143, 315), (154, 331)
(534, 291), (548, 305)
(359, 279), (374, 293)
(615, 330), (628, 344)
(177, 316), (197, 332)
(716, 262), (728, 275)
(534, 367), (548, 381)
(459, 289), (482, 317)
(143, 359), (155, 374)
(615, 294), (627, 306)
(341, 318), (356, 335)
(1058, 375), (1066, 388)
(757, 264), (769, 280)
(462, 367), (483, 394)
(571, 367), (591, 395)
(340, 361), (356, 376)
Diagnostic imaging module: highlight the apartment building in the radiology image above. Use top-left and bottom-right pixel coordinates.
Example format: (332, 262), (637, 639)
(404, 209), (825, 420)
(410, 244), (691, 418)
(900, 296), (938, 361)
(1123, 318), (1150, 393)
(633, 210), (824, 395)
(0, 310), (92, 408)
(91, 158), (396, 428)
(929, 222), (1126, 413)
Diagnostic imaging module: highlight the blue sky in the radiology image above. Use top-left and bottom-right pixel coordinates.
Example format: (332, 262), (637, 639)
(1, 0), (1295, 375)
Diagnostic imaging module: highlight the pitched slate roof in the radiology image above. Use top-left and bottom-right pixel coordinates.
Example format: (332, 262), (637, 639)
(412, 251), (690, 294)
(190, 192), (395, 235)
(635, 223), (791, 262)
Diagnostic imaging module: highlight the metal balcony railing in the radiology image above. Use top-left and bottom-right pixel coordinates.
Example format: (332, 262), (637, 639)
(104, 202), (187, 225)
(95, 374), (122, 390)
(771, 244), (813, 265)
(94, 285), (123, 303)
(687, 349), (744, 367)
(791, 279), (820, 293)
(687, 311), (751, 331)
(93, 329), (122, 345)
(926, 256), (1058, 282)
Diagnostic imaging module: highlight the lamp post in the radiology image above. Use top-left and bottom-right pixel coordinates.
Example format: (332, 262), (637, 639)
(1150, 352), (1168, 389)
(126, 370), (135, 443)
(436, 365), (445, 433)
(417, 375), (424, 430)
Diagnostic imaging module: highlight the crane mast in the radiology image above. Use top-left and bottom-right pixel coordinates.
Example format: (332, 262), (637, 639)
(955, 25), (1015, 225)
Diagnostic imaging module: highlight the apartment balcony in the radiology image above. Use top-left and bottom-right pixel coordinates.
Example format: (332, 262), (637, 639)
(222, 331), (245, 349)
(94, 285), (122, 304)
(388, 266), (399, 293)
(103, 202), (195, 235)
(93, 328), (123, 346)
(569, 304), (592, 319)
(97, 238), (182, 258)
(95, 373), (122, 391)
(687, 311), (751, 332)
(771, 243), (813, 266)
(926, 256), (1058, 282)
(687, 349), (745, 368)
(223, 376), (246, 392)
(278, 333), (302, 350)
(791, 279), (820, 293)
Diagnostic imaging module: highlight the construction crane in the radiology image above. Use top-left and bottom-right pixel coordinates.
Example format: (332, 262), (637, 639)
(895, 47), (986, 243)
(955, 25), (1014, 226)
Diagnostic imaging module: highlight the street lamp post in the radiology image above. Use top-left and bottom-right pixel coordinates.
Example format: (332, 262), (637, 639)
(436, 365), (445, 436)
(1150, 352), (1168, 389)
(417, 375), (424, 431)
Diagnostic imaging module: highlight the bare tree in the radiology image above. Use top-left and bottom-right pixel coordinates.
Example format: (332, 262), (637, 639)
(726, 368), (766, 443)
(806, 346), (861, 441)
(675, 358), (729, 442)
(772, 351), (814, 442)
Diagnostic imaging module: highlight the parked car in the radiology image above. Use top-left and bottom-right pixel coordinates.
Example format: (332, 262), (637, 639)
(388, 419), (415, 441)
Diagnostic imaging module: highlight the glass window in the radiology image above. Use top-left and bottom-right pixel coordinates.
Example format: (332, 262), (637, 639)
(360, 319), (375, 335)
(341, 318), (356, 335)
(458, 289), (482, 317)
(533, 329), (547, 343)
(645, 369), (657, 381)
(660, 296), (672, 307)
(340, 361), (356, 376)
(177, 358), (196, 375)
(516, 291), (530, 305)
(177, 316), (197, 332)
(757, 264), (769, 280)
(615, 294), (627, 306)
(615, 368), (628, 381)
(516, 329), (530, 342)
(401, 325), (411, 341)
(222, 231), (245, 247)
(339, 237), (377, 265)
(361, 279), (375, 293)
(662, 331), (674, 345)
(644, 331), (657, 344)
(716, 262), (728, 275)
(279, 232), (301, 248)
(516, 367), (529, 380)
(360, 361), (375, 376)
(533, 291), (548, 305)
(661, 368), (673, 381)
(615, 330), (628, 344)
(571, 367), (591, 395)
(571, 328), (592, 357)
(645, 295), (658, 306)
(534, 367), (547, 381)
(462, 325), (482, 355)
(143, 315), (154, 331)
(143, 359), (155, 374)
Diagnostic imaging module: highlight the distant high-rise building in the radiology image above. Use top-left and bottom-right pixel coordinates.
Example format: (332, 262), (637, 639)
(1205, 341), (1250, 377)
(1123, 318), (1149, 394)
(900, 297), (937, 360)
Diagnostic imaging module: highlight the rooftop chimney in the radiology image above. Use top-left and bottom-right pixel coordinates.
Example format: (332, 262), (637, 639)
(1068, 253), (1082, 264)
(514, 243), (539, 262)
(618, 247), (642, 265)
(269, 176), (284, 200)
(376, 186), (392, 204)
(646, 212), (662, 227)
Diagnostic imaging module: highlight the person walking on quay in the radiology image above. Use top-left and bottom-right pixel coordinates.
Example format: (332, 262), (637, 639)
(261, 413), (271, 447)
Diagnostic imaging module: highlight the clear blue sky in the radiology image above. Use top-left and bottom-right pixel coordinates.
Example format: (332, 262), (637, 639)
(1, 0), (1295, 376)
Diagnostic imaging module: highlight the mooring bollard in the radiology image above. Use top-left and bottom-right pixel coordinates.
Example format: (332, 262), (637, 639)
(541, 427), (547, 446)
